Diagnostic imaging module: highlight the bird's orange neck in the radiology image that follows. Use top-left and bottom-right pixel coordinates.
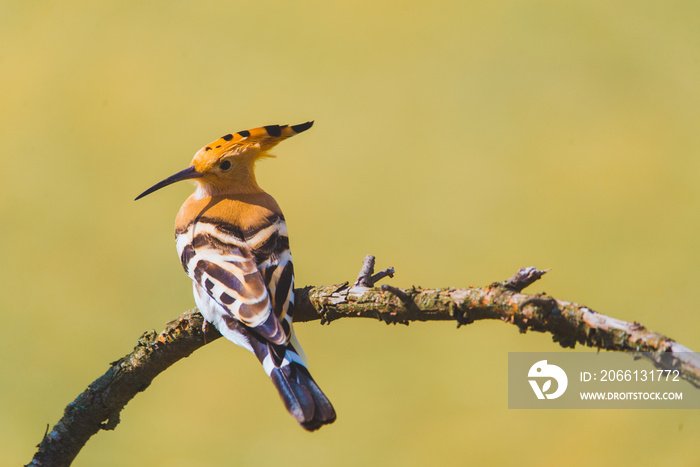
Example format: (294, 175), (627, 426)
(192, 169), (264, 199)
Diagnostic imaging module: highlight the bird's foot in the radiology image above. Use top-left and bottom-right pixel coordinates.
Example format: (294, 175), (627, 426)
(202, 320), (211, 344)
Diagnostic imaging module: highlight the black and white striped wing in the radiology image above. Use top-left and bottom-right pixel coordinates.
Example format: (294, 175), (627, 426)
(177, 220), (288, 348)
(246, 214), (296, 336)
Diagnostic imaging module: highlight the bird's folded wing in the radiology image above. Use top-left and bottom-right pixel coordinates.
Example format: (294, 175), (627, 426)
(187, 232), (287, 346)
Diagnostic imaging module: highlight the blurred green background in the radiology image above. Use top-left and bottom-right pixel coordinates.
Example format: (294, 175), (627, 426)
(3, 1), (700, 465)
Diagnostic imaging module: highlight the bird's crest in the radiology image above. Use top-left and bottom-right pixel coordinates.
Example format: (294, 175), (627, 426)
(190, 122), (313, 173)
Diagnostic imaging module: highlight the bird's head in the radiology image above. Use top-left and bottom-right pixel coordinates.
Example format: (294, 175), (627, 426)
(135, 121), (313, 200)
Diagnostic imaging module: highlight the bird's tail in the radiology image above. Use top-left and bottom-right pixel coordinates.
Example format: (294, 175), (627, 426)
(270, 360), (336, 431)
(246, 327), (335, 431)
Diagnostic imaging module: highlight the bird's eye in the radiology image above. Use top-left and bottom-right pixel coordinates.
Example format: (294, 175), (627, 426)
(219, 160), (232, 171)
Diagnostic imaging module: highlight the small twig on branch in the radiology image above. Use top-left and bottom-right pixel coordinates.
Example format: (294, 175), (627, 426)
(353, 254), (376, 287)
(28, 263), (699, 467)
(502, 266), (551, 292)
(353, 254), (394, 287)
(370, 267), (395, 285)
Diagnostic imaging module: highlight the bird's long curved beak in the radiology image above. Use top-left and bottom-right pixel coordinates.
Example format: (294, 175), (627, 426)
(135, 166), (204, 200)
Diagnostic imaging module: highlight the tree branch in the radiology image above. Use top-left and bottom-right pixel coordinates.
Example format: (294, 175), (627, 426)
(28, 266), (699, 467)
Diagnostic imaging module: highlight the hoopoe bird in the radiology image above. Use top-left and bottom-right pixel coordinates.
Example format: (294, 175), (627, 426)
(135, 122), (336, 431)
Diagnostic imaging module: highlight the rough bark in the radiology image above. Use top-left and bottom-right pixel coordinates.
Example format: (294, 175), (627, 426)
(27, 265), (700, 467)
